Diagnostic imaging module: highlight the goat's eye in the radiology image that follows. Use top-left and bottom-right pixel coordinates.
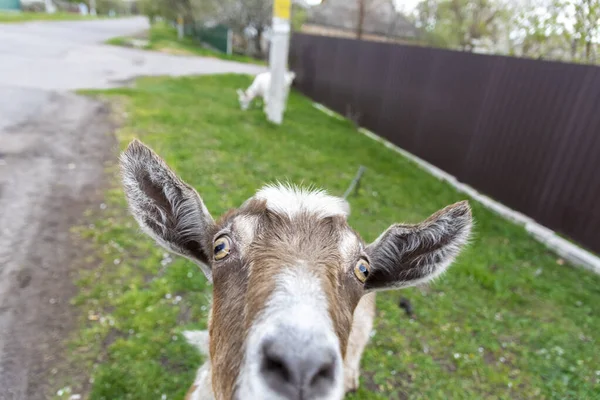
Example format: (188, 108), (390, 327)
(213, 236), (231, 260)
(354, 260), (370, 283)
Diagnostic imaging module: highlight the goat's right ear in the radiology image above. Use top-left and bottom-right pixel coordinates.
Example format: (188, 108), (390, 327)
(364, 201), (472, 292)
(236, 89), (245, 97)
(120, 139), (215, 280)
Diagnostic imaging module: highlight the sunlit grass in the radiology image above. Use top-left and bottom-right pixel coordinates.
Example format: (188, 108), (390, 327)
(0, 11), (99, 23)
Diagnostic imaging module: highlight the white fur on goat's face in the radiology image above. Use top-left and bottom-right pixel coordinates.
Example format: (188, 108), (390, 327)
(237, 267), (346, 400)
(120, 140), (473, 400)
(233, 185), (353, 400)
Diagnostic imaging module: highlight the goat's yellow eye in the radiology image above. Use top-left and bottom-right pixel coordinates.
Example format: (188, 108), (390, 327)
(213, 236), (231, 260)
(354, 260), (370, 283)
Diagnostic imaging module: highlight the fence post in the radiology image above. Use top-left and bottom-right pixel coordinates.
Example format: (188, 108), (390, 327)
(177, 15), (184, 40)
(227, 28), (232, 56)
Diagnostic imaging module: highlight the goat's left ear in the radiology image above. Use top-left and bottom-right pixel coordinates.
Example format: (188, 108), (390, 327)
(120, 139), (216, 280)
(364, 201), (472, 292)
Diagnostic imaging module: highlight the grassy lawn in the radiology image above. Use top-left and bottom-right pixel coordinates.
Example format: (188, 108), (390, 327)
(0, 11), (97, 23)
(106, 22), (265, 65)
(59, 74), (600, 400)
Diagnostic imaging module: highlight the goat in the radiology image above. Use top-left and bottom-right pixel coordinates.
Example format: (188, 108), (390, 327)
(120, 139), (472, 400)
(237, 71), (296, 111)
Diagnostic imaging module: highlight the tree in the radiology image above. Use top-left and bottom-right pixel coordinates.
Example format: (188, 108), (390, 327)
(414, 0), (451, 46)
(413, 0), (509, 51)
(240, 0), (272, 54)
(137, 0), (211, 25)
(135, 0), (271, 56)
(193, 0), (271, 55)
(354, 0), (408, 41)
(357, 0), (366, 39)
(291, 3), (308, 32)
(506, 0), (569, 60)
(413, 0), (599, 63)
(138, 0), (162, 24)
(570, 0), (600, 62)
(507, 0), (599, 63)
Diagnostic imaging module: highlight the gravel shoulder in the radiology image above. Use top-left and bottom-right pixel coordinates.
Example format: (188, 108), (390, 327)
(0, 92), (117, 400)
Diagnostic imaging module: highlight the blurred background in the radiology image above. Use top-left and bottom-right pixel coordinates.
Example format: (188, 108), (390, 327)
(2, 0), (598, 63)
(0, 1), (599, 400)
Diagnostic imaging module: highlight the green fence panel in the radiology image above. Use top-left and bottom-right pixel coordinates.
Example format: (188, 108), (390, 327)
(173, 20), (232, 55)
(0, 0), (20, 11)
(195, 24), (231, 55)
(183, 22), (194, 36)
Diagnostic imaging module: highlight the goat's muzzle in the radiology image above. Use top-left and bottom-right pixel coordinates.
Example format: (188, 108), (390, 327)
(258, 328), (339, 400)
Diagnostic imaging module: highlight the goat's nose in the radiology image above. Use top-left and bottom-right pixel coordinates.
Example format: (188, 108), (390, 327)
(260, 337), (337, 399)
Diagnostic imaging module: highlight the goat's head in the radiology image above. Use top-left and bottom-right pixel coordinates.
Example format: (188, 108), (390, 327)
(120, 140), (472, 400)
(236, 88), (251, 111)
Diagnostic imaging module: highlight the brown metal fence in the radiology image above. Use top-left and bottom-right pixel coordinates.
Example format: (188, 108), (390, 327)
(289, 33), (600, 254)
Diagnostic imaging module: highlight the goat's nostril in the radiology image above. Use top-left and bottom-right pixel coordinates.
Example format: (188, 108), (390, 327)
(260, 339), (298, 398)
(310, 361), (335, 387)
(262, 354), (291, 383)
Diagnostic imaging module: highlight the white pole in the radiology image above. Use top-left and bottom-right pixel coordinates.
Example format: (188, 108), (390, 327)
(90, 0), (97, 16)
(45, 0), (56, 13)
(266, 0), (292, 125)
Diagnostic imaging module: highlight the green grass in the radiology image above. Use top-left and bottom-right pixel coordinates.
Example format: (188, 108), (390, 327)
(106, 22), (265, 65)
(0, 11), (98, 23)
(59, 75), (600, 400)
(104, 36), (130, 46)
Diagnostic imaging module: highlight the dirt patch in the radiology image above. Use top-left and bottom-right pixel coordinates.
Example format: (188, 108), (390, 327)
(361, 369), (410, 400)
(158, 47), (195, 56)
(130, 30), (149, 40)
(361, 370), (382, 393)
(0, 92), (118, 400)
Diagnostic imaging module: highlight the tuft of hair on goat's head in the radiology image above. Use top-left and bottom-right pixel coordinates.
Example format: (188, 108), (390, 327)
(120, 139), (473, 400)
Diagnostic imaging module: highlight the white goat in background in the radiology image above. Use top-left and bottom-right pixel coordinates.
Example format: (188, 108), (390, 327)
(237, 71), (296, 111)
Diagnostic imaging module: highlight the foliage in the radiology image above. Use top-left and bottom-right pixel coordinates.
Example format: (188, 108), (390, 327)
(506, 0), (568, 60)
(135, 0), (197, 23)
(93, 0), (135, 15)
(207, 0), (272, 55)
(413, 0), (509, 51)
(292, 4), (308, 32)
(413, 0), (599, 63)
(413, 0), (451, 47)
(570, 0), (600, 62)
(218, 0), (271, 33)
(136, 0), (272, 55)
(507, 0), (600, 62)
(137, 0), (162, 24)
(52, 74), (600, 399)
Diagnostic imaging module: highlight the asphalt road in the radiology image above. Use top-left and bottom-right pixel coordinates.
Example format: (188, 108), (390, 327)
(0, 17), (264, 90)
(0, 17), (264, 400)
